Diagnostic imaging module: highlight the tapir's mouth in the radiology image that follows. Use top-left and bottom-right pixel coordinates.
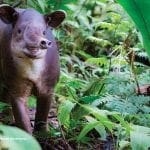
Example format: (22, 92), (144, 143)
(23, 48), (43, 59)
(23, 51), (38, 59)
(20, 44), (47, 59)
(26, 45), (39, 51)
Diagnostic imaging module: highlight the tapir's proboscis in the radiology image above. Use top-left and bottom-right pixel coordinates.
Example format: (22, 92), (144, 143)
(0, 5), (65, 134)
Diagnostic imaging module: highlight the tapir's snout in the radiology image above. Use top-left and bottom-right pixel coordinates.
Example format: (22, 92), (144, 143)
(22, 23), (52, 58)
(26, 37), (52, 50)
(39, 37), (52, 49)
(23, 23), (52, 51)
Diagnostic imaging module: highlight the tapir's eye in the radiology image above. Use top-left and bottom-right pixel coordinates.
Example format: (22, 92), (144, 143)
(43, 31), (46, 35)
(18, 29), (21, 34)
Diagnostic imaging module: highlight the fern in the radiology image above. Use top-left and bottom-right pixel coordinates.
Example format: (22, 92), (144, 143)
(91, 94), (150, 115)
(105, 100), (137, 114)
(86, 36), (112, 47)
(86, 57), (108, 66)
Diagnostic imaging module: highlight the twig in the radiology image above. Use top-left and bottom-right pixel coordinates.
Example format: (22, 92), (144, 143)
(123, 31), (140, 93)
(130, 51), (140, 93)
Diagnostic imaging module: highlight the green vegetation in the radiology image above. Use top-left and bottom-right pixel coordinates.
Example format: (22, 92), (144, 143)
(0, 125), (41, 150)
(0, 0), (150, 149)
(117, 0), (150, 57)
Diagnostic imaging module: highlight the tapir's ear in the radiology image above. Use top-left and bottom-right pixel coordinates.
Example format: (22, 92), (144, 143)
(44, 10), (66, 28)
(0, 5), (19, 24)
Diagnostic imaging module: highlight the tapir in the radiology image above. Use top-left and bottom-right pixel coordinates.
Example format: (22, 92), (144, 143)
(0, 5), (65, 133)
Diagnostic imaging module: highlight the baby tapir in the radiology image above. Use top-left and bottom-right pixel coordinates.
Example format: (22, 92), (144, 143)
(0, 5), (65, 133)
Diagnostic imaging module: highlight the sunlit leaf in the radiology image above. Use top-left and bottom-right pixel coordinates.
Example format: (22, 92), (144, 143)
(85, 116), (107, 140)
(58, 100), (75, 128)
(130, 125), (150, 150)
(77, 120), (100, 141)
(79, 95), (100, 104)
(0, 125), (41, 150)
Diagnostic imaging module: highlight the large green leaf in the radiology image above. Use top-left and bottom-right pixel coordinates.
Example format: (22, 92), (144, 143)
(0, 125), (41, 150)
(117, 0), (150, 57)
(77, 120), (100, 142)
(130, 125), (150, 150)
(85, 116), (107, 140)
(58, 100), (75, 128)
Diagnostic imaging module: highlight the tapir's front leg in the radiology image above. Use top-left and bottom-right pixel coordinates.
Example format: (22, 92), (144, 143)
(11, 97), (32, 134)
(34, 90), (53, 132)
(10, 81), (33, 134)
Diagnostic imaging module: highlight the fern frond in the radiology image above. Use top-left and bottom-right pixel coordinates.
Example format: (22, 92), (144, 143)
(86, 36), (112, 47)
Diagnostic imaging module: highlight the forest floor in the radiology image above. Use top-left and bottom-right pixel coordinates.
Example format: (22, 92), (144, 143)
(33, 106), (117, 150)
(0, 102), (116, 150)
(0, 86), (149, 150)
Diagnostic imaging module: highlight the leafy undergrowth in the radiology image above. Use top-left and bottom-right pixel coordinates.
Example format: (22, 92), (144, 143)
(55, 65), (150, 150)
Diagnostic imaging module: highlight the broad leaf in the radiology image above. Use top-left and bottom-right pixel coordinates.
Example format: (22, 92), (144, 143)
(117, 0), (150, 57)
(58, 100), (75, 128)
(85, 116), (107, 140)
(130, 125), (150, 150)
(112, 114), (132, 134)
(79, 95), (100, 104)
(77, 120), (100, 141)
(0, 125), (41, 150)
(83, 105), (115, 132)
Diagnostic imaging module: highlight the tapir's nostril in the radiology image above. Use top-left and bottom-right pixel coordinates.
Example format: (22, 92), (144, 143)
(40, 40), (51, 49)
(41, 40), (46, 46)
(48, 41), (52, 46)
